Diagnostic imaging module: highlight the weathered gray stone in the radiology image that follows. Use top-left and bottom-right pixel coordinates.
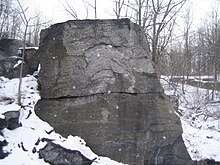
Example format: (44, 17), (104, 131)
(0, 39), (39, 78)
(39, 140), (92, 165)
(35, 19), (191, 164)
(38, 19), (156, 98)
(0, 126), (9, 159)
(0, 50), (7, 60)
(3, 111), (21, 130)
(36, 93), (191, 164)
(0, 118), (7, 130)
(0, 39), (23, 57)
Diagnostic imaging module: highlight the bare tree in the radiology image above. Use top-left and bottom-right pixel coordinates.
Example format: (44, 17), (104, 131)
(192, 1), (220, 100)
(136, 0), (145, 26)
(183, 3), (193, 80)
(32, 15), (41, 46)
(147, 0), (186, 65)
(60, 0), (78, 19)
(120, 0), (147, 25)
(206, 2), (220, 100)
(0, 0), (24, 40)
(16, 0), (44, 105)
(0, 0), (15, 38)
(60, 0), (98, 19)
(26, 12), (47, 46)
(16, 0), (30, 106)
(117, 0), (186, 65)
(113, 0), (125, 19)
(0, 0), (10, 38)
(94, 0), (97, 18)
(10, 11), (21, 39)
(82, 0), (97, 18)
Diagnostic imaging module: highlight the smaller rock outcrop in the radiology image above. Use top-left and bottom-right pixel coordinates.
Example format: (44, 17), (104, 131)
(0, 110), (21, 131)
(0, 132), (8, 159)
(0, 39), (23, 57)
(0, 39), (39, 79)
(0, 110), (21, 159)
(3, 111), (21, 130)
(39, 139), (93, 165)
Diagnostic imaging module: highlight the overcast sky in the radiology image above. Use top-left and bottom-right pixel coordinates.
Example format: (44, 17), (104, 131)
(22, 0), (215, 26)
(23, 0), (114, 23)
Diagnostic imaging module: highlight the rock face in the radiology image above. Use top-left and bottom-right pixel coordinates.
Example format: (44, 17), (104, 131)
(0, 110), (21, 159)
(0, 39), (39, 79)
(0, 39), (23, 58)
(39, 140), (92, 165)
(35, 19), (191, 164)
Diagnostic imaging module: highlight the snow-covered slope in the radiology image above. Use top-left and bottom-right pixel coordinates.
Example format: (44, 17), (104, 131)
(0, 75), (124, 165)
(161, 76), (220, 161)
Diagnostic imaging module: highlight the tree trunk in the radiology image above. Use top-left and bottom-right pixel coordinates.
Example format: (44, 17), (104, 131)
(138, 0), (142, 26)
(211, 63), (218, 100)
(17, 24), (28, 106)
(94, 0), (97, 18)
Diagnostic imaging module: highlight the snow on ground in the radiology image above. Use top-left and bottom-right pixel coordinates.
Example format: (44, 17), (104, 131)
(0, 75), (124, 165)
(161, 75), (220, 161)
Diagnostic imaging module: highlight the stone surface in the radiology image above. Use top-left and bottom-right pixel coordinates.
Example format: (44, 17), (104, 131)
(0, 50), (7, 60)
(0, 118), (7, 130)
(0, 116), (9, 159)
(0, 50), (39, 79)
(0, 134), (9, 159)
(3, 111), (21, 130)
(35, 19), (191, 164)
(0, 39), (23, 57)
(0, 57), (19, 77)
(0, 39), (39, 78)
(38, 19), (155, 98)
(39, 140), (92, 165)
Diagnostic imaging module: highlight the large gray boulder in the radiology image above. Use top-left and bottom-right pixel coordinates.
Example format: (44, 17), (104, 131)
(35, 19), (191, 164)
